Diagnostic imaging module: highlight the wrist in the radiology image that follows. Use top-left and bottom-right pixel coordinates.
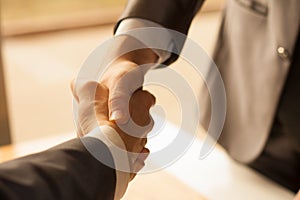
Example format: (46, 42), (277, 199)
(110, 35), (158, 65)
(116, 48), (158, 66)
(84, 126), (131, 200)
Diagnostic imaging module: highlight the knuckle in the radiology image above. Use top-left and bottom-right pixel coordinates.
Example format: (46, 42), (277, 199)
(134, 90), (155, 107)
(80, 81), (98, 91)
(143, 91), (156, 105)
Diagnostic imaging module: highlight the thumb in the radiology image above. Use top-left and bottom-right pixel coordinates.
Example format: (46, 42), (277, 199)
(74, 80), (109, 134)
(109, 67), (144, 124)
(70, 79), (79, 103)
(73, 80), (99, 103)
(94, 83), (110, 121)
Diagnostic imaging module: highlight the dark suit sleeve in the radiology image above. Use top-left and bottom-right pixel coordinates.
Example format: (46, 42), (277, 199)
(115, 0), (205, 65)
(116, 0), (205, 34)
(0, 137), (116, 200)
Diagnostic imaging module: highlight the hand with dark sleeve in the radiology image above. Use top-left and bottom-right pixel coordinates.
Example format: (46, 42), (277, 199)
(0, 138), (116, 200)
(100, 0), (205, 123)
(0, 81), (155, 200)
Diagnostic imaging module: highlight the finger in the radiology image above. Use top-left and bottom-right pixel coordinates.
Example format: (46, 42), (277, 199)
(109, 93), (131, 124)
(130, 173), (137, 181)
(133, 160), (145, 174)
(139, 90), (156, 109)
(75, 81), (109, 133)
(138, 147), (150, 161)
(129, 90), (155, 128)
(117, 113), (154, 139)
(94, 84), (110, 121)
(141, 138), (147, 148)
(130, 90), (156, 109)
(77, 101), (99, 134)
(75, 111), (84, 137)
(71, 79), (83, 136)
(135, 138), (148, 153)
(71, 79), (86, 136)
(130, 90), (155, 123)
(70, 79), (79, 103)
(108, 67), (144, 123)
(130, 148), (150, 180)
(73, 80), (99, 102)
(132, 150), (150, 173)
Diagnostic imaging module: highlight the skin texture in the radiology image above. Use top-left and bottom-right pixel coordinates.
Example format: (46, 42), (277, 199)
(71, 80), (155, 180)
(99, 36), (158, 123)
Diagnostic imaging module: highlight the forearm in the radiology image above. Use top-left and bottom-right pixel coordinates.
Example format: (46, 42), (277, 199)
(109, 35), (158, 66)
(0, 138), (116, 200)
(112, 0), (205, 67)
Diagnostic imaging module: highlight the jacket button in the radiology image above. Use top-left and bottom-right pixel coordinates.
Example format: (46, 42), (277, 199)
(277, 46), (289, 60)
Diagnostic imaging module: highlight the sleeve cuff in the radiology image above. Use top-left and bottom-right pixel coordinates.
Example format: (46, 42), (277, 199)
(115, 18), (173, 64)
(85, 125), (131, 200)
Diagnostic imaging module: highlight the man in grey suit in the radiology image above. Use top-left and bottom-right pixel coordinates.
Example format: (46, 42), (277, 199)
(100, 0), (300, 193)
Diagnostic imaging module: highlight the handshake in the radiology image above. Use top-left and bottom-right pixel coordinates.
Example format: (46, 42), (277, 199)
(71, 58), (157, 199)
(0, 49), (159, 200)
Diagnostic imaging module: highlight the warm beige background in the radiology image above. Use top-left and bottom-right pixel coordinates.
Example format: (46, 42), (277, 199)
(2, 10), (223, 143)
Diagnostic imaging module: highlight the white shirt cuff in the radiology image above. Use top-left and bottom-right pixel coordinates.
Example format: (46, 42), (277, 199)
(85, 125), (130, 200)
(115, 18), (173, 64)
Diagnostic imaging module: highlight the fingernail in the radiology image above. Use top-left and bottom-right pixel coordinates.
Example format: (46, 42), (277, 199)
(110, 110), (123, 121)
(141, 148), (150, 154)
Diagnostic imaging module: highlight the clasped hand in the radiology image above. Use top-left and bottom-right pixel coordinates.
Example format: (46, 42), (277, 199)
(71, 79), (155, 180)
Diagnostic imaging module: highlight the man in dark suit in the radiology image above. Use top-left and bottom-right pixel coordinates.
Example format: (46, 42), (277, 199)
(0, 81), (155, 200)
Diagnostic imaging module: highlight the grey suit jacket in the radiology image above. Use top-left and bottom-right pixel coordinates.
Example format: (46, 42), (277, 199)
(117, 0), (300, 163)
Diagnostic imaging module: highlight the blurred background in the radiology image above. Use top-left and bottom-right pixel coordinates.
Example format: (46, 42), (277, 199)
(0, 2), (224, 199)
(1, 0), (126, 36)
(0, 1), (296, 200)
(1, 0), (224, 143)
